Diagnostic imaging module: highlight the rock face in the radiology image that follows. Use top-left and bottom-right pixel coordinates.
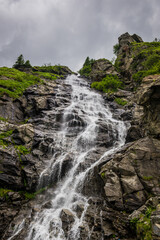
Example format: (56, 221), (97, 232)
(1, 33), (160, 240)
(101, 137), (160, 211)
(89, 58), (118, 82)
(0, 78), (72, 239)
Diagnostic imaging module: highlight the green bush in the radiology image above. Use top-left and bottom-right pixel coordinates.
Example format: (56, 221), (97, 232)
(78, 56), (95, 77)
(114, 98), (128, 106)
(113, 43), (120, 55)
(13, 54), (32, 69)
(130, 207), (155, 240)
(91, 74), (122, 93)
(33, 64), (70, 76)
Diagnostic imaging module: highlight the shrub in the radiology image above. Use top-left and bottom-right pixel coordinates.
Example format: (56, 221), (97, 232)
(91, 74), (122, 93)
(113, 43), (120, 55)
(13, 54), (32, 69)
(114, 98), (128, 106)
(130, 207), (155, 240)
(79, 56), (95, 77)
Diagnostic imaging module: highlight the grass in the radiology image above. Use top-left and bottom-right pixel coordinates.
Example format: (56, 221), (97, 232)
(33, 64), (71, 76)
(142, 176), (153, 181)
(91, 74), (123, 93)
(114, 41), (160, 85)
(0, 188), (12, 200)
(23, 187), (46, 200)
(114, 97), (128, 106)
(0, 117), (8, 122)
(131, 42), (160, 83)
(0, 130), (13, 147)
(0, 67), (42, 99)
(101, 172), (105, 178)
(0, 187), (46, 200)
(130, 207), (155, 240)
(35, 71), (62, 80)
(15, 145), (30, 155)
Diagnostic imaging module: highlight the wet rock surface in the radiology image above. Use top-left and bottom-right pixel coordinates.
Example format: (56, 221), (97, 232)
(2, 33), (160, 240)
(0, 78), (73, 239)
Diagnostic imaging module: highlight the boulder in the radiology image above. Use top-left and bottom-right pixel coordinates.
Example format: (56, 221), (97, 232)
(101, 137), (160, 211)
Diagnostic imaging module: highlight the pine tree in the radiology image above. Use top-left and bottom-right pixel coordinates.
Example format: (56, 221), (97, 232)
(24, 60), (32, 68)
(13, 54), (25, 69)
(13, 55), (32, 69)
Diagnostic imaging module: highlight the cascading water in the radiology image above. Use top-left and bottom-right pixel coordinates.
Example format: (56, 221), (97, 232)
(8, 74), (128, 240)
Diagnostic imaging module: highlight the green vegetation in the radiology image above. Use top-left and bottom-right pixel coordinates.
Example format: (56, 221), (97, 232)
(101, 172), (105, 178)
(33, 64), (70, 77)
(0, 117), (8, 122)
(23, 187), (46, 200)
(0, 130), (13, 147)
(0, 67), (41, 98)
(0, 187), (46, 201)
(0, 188), (12, 200)
(79, 56), (95, 77)
(15, 145), (30, 155)
(130, 207), (155, 240)
(13, 54), (32, 70)
(131, 42), (160, 83)
(91, 74), (123, 93)
(113, 43), (120, 56)
(114, 97), (128, 106)
(36, 71), (61, 80)
(142, 176), (153, 181)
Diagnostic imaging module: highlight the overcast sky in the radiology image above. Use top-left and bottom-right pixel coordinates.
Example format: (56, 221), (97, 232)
(0, 0), (160, 71)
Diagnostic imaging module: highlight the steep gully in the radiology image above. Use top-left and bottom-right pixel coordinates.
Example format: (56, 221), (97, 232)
(8, 74), (128, 239)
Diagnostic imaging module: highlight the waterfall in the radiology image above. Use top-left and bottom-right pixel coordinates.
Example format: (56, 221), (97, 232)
(9, 74), (128, 240)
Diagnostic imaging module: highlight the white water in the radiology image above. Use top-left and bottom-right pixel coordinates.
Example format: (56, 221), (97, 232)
(9, 75), (128, 240)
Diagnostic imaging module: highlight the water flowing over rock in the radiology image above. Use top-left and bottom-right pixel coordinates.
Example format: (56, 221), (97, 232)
(4, 75), (128, 240)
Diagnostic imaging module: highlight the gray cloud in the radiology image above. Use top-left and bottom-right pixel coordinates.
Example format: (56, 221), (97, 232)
(0, 0), (160, 71)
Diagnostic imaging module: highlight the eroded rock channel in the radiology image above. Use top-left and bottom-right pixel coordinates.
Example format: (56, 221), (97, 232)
(1, 74), (129, 239)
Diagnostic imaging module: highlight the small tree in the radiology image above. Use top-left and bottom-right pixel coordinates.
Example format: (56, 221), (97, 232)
(83, 57), (90, 67)
(24, 60), (32, 68)
(113, 43), (120, 56)
(13, 54), (25, 69)
(13, 54), (32, 69)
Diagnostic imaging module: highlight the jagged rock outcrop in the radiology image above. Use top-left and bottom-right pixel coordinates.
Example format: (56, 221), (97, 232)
(0, 77), (73, 239)
(88, 59), (118, 82)
(1, 33), (160, 240)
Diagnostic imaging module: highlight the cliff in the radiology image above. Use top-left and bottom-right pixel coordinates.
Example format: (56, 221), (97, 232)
(1, 33), (160, 240)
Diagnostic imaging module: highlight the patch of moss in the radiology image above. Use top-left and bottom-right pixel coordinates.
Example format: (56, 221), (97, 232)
(142, 176), (153, 181)
(23, 187), (46, 200)
(101, 172), (105, 178)
(14, 145), (30, 167)
(130, 207), (155, 240)
(91, 74), (123, 93)
(0, 117), (8, 122)
(15, 145), (30, 155)
(114, 98), (128, 106)
(0, 130), (13, 147)
(0, 188), (13, 200)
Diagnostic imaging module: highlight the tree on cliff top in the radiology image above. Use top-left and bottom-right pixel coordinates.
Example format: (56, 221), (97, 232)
(13, 54), (32, 69)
